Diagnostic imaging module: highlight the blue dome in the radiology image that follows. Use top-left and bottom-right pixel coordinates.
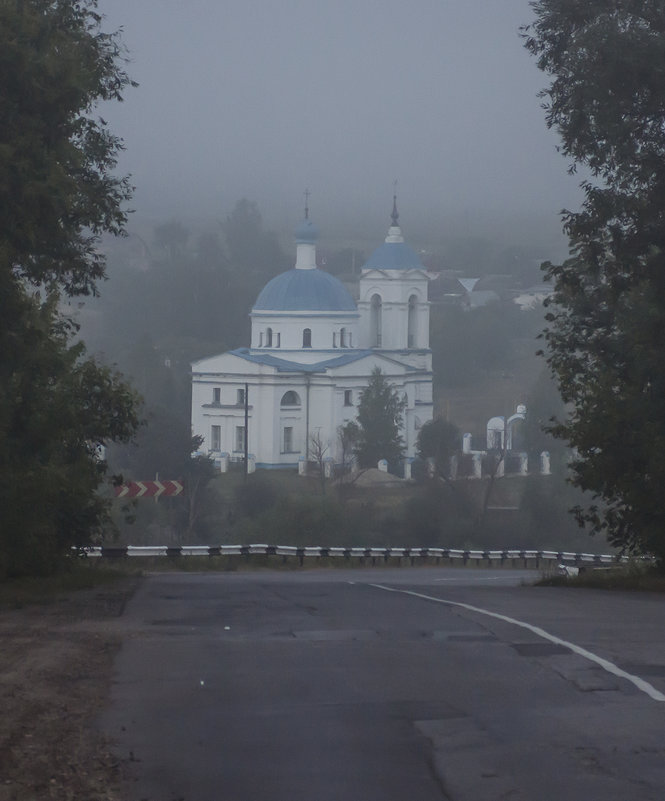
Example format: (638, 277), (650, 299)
(364, 240), (424, 271)
(253, 269), (356, 312)
(294, 217), (320, 243)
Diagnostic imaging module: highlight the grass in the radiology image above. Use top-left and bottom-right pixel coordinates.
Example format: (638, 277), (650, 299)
(536, 562), (665, 592)
(0, 560), (143, 609)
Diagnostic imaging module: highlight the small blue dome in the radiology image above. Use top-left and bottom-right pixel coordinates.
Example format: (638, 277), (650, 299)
(364, 241), (424, 271)
(253, 269), (356, 312)
(294, 217), (320, 243)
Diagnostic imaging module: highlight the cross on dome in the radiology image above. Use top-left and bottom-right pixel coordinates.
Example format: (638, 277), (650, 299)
(391, 180), (399, 227)
(386, 183), (404, 244)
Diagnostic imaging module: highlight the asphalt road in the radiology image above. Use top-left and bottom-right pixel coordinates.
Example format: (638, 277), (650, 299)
(101, 567), (665, 800)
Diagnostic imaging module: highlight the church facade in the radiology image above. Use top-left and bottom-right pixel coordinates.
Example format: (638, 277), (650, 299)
(191, 201), (433, 469)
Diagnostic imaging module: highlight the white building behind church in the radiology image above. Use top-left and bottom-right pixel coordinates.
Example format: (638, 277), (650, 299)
(191, 200), (434, 469)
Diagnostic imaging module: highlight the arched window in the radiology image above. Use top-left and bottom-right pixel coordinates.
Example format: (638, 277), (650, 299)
(340, 327), (347, 347)
(370, 294), (382, 347)
(303, 328), (312, 348)
(407, 294), (418, 348)
(265, 327), (273, 347)
(280, 391), (301, 407)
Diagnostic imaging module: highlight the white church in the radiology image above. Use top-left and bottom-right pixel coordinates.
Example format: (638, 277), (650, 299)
(191, 198), (434, 470)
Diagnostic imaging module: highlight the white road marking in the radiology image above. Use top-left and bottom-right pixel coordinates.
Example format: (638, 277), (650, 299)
(369, 583), (665, 703)
(434, 576), (521, 583)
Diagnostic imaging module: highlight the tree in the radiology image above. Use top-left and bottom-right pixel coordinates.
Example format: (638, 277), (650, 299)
(309, 431), (329, 494)
(153, 221), (190, 262)
(338, 421), (360, 477)
(223, 199), (287, 279)
(523, 2), (665, 562)
(0, 289), (140, 576)
(354, 368), (406, 469)
(416, 418), (460, 479)
(0, 0), (135, 297)
(0, 1), (139, 576)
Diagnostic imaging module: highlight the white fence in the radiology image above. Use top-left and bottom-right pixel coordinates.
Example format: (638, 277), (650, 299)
(80, 544), (625, 568)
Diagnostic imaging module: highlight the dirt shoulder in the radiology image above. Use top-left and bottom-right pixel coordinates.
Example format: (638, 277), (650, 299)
(0, 576), (141, 801)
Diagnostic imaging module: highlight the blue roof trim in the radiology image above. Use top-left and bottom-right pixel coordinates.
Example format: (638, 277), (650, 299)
(229, 348), (421, 373)
(230, 348), (377, 373)
(253, 269), (356, 312)
(364, 241), (424, 271)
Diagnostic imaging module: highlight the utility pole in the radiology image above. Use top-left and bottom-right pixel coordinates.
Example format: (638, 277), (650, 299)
(244, 382), (249, 483)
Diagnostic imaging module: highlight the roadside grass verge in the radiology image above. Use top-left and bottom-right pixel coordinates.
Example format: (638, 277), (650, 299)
(537, 563), (665, 592)
(0, 559), (142, 609)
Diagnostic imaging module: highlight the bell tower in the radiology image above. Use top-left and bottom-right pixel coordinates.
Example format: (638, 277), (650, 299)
(358, 196), (430, 367)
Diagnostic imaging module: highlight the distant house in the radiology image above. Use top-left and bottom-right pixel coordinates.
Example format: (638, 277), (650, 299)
(426, 271), (466, 304)
(513, 284), (553, 311)
(461, 289), (501, 310)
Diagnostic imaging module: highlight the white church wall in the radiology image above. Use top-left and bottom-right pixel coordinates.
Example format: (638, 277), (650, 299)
(250, 311), (359, 352)
(192, 208), (435, 471)
(358, 271), (430, 352)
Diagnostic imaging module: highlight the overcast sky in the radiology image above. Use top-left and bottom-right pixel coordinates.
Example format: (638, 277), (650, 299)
(97, 0), (581, 251)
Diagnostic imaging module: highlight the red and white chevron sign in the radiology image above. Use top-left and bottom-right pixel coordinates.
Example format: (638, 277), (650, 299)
(114, 480), (184, 499)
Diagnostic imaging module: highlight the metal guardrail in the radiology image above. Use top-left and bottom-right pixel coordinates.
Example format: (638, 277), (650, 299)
(80, 544), (625, 567)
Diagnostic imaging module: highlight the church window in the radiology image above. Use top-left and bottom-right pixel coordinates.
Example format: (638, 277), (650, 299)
(266, 328), (273, 347)
(370, 294), (382, 347)
(259, 332), (263, 347)
(211, 425), (221, 451)
(303, 328), (312, 348)
(213, 387), (221, 405)
(235, 426), (245, 452)
(408, 294), (418, 348)
(236, 388), (245, 406)
(340, 327), (347, 347)
(280, 391), (301, 407)
(276, 332), (281, 348)
(332, 332), (337, 348)
(283, 426), (294, 452)
(344, 390), (353, 407)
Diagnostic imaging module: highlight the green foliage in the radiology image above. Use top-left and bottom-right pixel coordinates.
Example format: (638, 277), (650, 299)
(430, 302), (543, 389)
(258, 496), (344, 545)
(0, 0), (135, 297)
(0, 1), (140, 577)
(523, 1), (665, 563)
(94, 201), (289, 366)
(0, 288), (140, 577)
(354, 368), (407, 469)
(404, 483), (475, 548)
(337, 420), (360, 476)
(234, 473), (278, 519)
(223, 199), (287, 279)
(416, 418), (461, 478)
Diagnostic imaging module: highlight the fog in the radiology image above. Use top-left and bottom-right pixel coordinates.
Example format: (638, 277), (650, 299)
(97, 0), (580, 254)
